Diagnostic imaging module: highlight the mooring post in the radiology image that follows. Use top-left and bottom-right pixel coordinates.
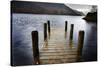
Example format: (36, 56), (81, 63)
(65, 21), (68, 38)
(65, 21), (68, 32)
(31, 31), (40, 64)
(69, 24), (74, 40)
(44, 23), (47, 41)
(47, 20), (50, 34)
(77, 31), (85, 56)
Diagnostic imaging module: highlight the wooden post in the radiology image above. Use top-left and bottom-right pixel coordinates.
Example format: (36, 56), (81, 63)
(65, 21), (68, 32)
(65, 21), (68, 38)
(44, 23), (47, 41)
(70, 24), (74, 40)
(47, 20), (50, 33)
(77, 31), (85, 56)
(31, 31), (40, 64)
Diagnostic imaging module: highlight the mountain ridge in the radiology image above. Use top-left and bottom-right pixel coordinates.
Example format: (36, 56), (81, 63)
(11, 1), (84, 16)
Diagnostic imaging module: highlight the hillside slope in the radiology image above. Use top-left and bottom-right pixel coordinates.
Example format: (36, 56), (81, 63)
(83, 12), (97, 22)
(11, 1), (83, 16)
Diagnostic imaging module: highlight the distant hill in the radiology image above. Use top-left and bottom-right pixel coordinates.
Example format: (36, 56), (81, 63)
(72, 9), (84, 16)
(83, 12), (97, 22)
(11, 1), (83, 16)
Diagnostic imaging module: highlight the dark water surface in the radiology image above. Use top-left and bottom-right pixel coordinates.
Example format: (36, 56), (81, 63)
(11, 13), (97, 66)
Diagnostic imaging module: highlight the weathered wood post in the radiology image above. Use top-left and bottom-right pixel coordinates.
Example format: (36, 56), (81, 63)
(31, 31), (40, 64)
(65, 21), (68, 32)
(69, 24), (74, 40)
(44, 23), (47, 41)
(47, 20), (50, 34)
(77, 31), (85, 56)
(65, 21), (68, 38)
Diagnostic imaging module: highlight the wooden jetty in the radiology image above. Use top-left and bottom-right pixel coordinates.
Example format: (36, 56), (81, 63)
(32, 21), (85, 64)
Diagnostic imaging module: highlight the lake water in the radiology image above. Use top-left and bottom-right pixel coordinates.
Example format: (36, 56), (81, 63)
(11, 13), (97, 66)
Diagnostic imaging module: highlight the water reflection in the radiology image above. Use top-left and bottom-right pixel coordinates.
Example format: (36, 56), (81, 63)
(76, 54), (82, 62)
(43, 39), (48, 49)
(64, 32), (67, 39)
(69, 40), (73, 49)
(48, 32), (51, 39)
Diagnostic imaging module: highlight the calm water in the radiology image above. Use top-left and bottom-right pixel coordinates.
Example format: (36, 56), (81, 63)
(11, 13), (97, 66)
